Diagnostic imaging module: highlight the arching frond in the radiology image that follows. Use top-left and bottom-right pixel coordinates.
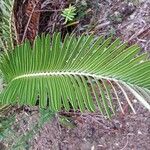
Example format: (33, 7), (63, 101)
(0, 33), (150, 118)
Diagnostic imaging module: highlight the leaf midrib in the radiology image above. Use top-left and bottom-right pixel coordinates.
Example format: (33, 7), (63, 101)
(12, 71), (118, 82)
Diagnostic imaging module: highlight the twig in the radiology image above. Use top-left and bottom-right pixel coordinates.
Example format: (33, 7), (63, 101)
(128, 26), (150, 43)
(59, 111), (103, 117)
(120, 133), (134, 150)
(95, 21), (111, 30)
(35, 9), (62, 12)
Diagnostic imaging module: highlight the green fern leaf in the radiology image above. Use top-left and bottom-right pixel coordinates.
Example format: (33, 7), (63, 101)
(0, 33), (150, 118)
(0, 0), (18, 52)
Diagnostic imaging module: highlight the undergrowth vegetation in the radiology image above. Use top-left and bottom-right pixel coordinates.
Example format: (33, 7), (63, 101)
(0, 108), (55, 149)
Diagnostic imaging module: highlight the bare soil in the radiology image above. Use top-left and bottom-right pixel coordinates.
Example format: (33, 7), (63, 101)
(31, 105), (150, 150)
(31, 1), (150, 150)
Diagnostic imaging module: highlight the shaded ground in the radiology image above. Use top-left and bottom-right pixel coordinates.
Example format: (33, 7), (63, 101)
(1, 0), (150, 150)
(32, 104), (150, 150)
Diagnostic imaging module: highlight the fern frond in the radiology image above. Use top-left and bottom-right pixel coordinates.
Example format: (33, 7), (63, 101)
(0, 0), (17, 52)
(0, 33), (150, 117)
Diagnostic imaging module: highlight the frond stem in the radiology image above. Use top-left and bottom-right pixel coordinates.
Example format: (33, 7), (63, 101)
(12, 71), (118, 82)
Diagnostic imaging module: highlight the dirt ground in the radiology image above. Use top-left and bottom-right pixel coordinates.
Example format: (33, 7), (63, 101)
(31, 104), (150, 150)
(32, 1), (150, 150)
(1, 0), (150, 150)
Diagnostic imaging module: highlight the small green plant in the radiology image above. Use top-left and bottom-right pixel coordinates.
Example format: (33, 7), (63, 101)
(12, 108), (55, 149)
(0, 108), (55, 149)
(75, 0), (88, 19)
(61, 5), (76, 24)
(109, 11), (123, 24)
(0, 115), (15, 140)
